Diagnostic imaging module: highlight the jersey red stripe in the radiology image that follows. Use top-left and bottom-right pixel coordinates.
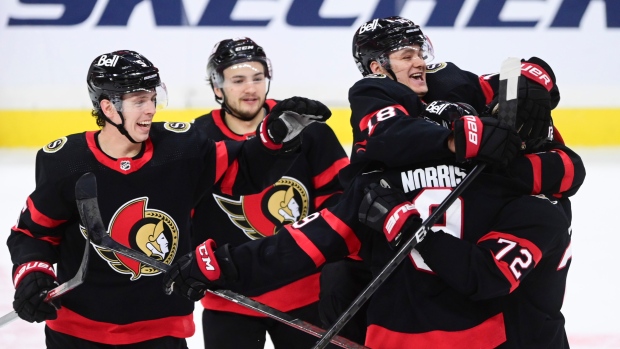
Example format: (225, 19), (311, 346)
(553, 149), (575, 194)
(27, 197), (67, 228)
(313, 157), (349, 189)
(46, 307), (194, 345)
(321, 208), (361, 257)
(219, 159), (239, 196)
(524, 153), (543, 194)
(213, 141), (229, 183)
(285, 225), (325, 267)
(366, 313), (507, 349)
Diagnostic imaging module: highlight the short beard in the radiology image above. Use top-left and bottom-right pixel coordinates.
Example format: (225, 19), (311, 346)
(225, 103), (264, 122)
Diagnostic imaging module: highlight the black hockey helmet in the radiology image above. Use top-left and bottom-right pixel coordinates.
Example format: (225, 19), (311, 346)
(87, 50), (166, 111)
(353, 16), (434, 76)
(207, 37), (272, 89)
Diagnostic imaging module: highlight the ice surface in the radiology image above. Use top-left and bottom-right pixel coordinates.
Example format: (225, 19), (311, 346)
(0, 147), (618, 348)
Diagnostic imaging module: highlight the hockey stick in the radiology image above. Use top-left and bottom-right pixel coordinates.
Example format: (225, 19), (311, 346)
(75, 172), (368, 349)
(312, 58), (522, 348)
(0, 172), (95, 328)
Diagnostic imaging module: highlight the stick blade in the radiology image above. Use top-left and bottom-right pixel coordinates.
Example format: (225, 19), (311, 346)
(75, 172), (97, 200)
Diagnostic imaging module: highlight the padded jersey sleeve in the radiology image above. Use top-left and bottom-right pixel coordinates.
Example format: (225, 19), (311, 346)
(7, 149), (73, 266)
(201, 135), (299, 197)
(349, 77), (453, 168)
(299, 122), (349, 209)
(506, 142), (585, 199)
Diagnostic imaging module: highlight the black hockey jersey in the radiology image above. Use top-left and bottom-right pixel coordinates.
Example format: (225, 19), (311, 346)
(7, 123), (297, 345)
(222, 158), (572, 348)
(191, 100), (349, 315)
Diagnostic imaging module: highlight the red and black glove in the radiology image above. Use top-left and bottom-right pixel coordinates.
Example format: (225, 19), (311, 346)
(257, 96), (332, 153)
(358, 181), (422, 249)
(163, 239), (237, 301)
(13, 261), (60, 323)
(453, 115), (521, 166)
(487, 57), (557, 151)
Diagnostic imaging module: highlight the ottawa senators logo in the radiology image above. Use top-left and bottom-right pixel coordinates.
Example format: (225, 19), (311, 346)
(42, 137), (67, 153)
(163, 122), (191, 133)
(214, 177), (309, 239)
(426, 62), (447, 73)
(81, 197), (179, 280)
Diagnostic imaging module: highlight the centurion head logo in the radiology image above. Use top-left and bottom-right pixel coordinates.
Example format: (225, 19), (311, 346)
(81, 197), (179, 280)
(214, 177), (309, 239)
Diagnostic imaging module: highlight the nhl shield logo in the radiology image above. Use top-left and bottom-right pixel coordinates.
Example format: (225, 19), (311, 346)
(120, 160), (131, 171)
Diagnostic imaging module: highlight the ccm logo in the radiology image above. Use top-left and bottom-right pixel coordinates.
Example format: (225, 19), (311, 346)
(198, 244), (216, 271)
(463, 115), (479, 145)
(385, 203), (416, 235)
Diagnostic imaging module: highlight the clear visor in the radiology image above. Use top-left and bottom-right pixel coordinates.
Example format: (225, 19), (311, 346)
(112, 82), (168, 112)
(387, 35), (434, 62)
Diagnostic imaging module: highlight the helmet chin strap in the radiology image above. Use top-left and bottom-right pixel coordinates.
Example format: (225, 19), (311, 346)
(104, 111), (140, 144)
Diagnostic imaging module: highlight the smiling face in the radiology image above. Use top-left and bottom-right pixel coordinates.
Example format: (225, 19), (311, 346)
(371, 45), (428, 98)
(214, 61), (268, 122)
(115, 90), (157, 143)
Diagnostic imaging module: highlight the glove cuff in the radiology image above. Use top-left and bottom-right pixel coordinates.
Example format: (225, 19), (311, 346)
(384, 202), (418, 244)
(257, 117), (284, 151)
(453, 115), (483, 162)
(13, 261), (55, 289)
(195, 239), (223, 282)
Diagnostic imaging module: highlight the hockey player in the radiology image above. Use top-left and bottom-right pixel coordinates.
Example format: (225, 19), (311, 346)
(7, 50), (332, 348)
(191, 37), (348, 349)
(163, 16), (583, 348)
(163, 100), (574, 348)
(319, 16), (584, 343)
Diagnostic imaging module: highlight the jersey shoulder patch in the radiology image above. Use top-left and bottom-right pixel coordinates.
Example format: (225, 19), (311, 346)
(163, 122), (191, 133)
(364, 73), (387, 79)
(42, 137), (68, 153)
(426, 62), (448, 73)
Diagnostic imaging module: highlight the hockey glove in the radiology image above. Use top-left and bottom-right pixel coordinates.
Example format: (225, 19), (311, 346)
(164, 239), (238, 301)
(257, 96), (332, 153)
(13, 261), (60, 323)
(359, 180), (422, 250)
(421, 100), (477, 130)
(453, 115), (520, 166)
(487, 57), (556, 152)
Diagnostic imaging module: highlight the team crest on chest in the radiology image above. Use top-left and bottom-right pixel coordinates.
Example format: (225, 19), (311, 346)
(80, 197), (179, 280)
(214, 177), (310, 240)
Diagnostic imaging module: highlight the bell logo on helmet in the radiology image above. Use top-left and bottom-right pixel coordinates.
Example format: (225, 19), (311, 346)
(359, 18), (380, 34)
(96, 55), (120, 67)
